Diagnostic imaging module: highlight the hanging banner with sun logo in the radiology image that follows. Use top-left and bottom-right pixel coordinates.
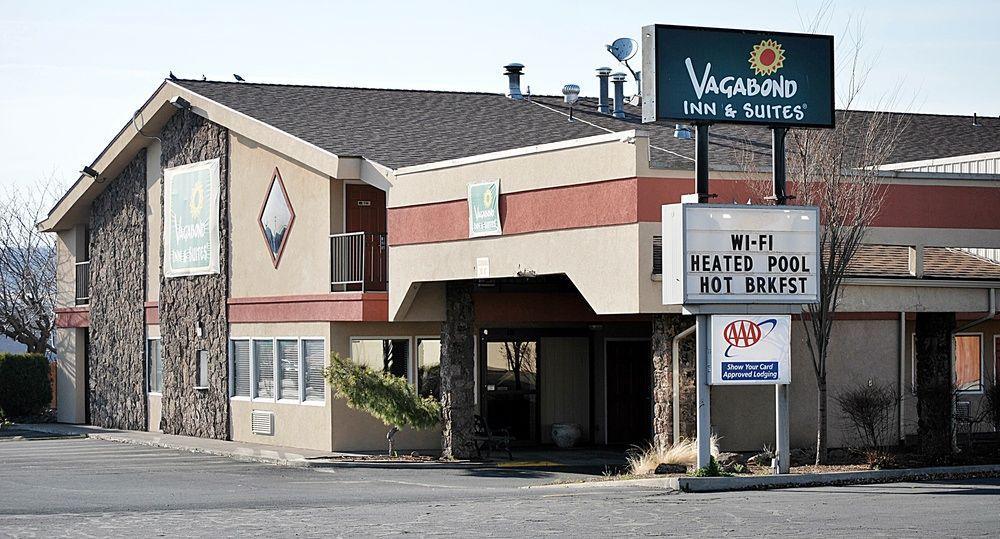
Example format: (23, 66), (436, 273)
(468, 180), (502, 238)
(163, 158), (221, 277)
(710, 314), (791, 385)
(641, 24), (834, 127)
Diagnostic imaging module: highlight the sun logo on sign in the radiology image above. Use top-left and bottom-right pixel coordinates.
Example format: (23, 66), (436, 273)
(189, 179), (206, 219)
(749, 39), (785, 76)
(482, 186), (495, 208)
(723, 318), (778, 357)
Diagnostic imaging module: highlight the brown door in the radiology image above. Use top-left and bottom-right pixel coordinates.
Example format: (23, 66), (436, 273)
(606, 340), (652, 445)
(344, 184), (387, 291)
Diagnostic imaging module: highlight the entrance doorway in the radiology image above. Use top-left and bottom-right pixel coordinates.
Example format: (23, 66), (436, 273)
(344, 184), (386, 291)
(605, 339), (652, 445)
(481, 337), (540, 444)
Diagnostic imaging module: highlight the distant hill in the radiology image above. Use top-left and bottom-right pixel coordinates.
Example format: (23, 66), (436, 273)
(0, 336), (27, 354)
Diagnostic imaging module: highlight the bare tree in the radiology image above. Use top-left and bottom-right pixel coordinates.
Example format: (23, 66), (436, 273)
(502, 341), (535, 390)
(0, 179), (61, 354)
(741, 14), (908, 464)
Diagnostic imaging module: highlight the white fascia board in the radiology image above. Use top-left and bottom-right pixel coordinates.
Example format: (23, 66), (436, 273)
(878, 151), (1000, 171)
(394, 130), (647, 176)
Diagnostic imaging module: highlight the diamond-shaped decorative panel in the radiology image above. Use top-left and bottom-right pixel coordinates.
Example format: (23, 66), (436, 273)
(258, 168), (295, 267)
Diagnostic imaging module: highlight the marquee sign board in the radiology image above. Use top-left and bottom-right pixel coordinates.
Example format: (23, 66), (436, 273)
(661, 204), (820, 305)
(711, 314), (791, 385)
(641, 24), (835, 127)
(164, 158), (221, 278)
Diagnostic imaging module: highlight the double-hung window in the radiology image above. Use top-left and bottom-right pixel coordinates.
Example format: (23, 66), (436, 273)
(955, 334), (983, 393)
(147, 338), (163, 393)
(351, 338), (411, 380)
(229, 337), (326, 404)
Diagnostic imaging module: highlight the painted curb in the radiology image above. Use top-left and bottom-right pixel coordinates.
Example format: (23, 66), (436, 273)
(675, 465), (1000, 492)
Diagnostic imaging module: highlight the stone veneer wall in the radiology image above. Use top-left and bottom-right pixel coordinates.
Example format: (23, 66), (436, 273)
(87, 151), (147, 430)
(158, 110), (230, 439)
(440, 282), (475, 458)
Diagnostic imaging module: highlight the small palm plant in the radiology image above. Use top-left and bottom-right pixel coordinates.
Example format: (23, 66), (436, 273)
(324, 352), (441, 456)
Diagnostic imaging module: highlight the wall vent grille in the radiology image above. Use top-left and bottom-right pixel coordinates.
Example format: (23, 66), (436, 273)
(251, 410), (274, 436)
(652, 235), (663, 276)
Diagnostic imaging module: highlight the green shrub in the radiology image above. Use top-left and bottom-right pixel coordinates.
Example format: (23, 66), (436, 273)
(690, 456), (729, 477)
(324, 352), (440, 454)
(0, 353), (52, 419)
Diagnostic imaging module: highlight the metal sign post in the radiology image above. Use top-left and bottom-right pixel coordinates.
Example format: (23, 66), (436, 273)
(694, 122), (713, 470)
(772, 126), (790, 474)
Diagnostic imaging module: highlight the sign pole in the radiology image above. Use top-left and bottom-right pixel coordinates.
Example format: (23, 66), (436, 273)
(772, 126), (791, 474)
(694, 123), (712, 469)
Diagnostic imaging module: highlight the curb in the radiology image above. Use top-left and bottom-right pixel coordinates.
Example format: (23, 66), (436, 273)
(532, 464), (1000, 493)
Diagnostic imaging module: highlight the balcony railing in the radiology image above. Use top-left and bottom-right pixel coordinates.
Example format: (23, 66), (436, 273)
(330, 232), (387, 292)
(75, 260), (90, 305)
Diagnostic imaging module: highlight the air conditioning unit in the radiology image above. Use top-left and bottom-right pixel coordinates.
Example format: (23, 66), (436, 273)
(251, 410), (274, 436)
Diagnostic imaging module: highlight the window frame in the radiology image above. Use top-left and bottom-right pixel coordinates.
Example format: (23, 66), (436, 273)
(229, 339), (252, 401)
(415, 335), (442, 399)
(146, 337), (163, 395)
(349, 336), (415, 384)
(954, 332), (985, 394)
(229, 336), (327, 405)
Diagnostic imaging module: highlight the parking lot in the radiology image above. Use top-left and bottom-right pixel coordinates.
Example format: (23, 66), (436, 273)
(2, 437), (999, 537)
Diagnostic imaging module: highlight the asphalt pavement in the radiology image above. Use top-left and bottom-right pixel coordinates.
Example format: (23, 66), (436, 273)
(1, 437), (998, 537)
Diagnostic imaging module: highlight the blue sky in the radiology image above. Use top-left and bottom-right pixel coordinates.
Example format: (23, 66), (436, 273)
(2, 0), (998, 193)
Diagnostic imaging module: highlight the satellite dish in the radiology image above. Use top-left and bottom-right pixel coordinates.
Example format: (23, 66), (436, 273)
(607, 38), (638, 62)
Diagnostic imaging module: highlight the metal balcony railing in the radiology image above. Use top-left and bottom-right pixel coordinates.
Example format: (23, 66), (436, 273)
(330, 232), (387, 292)
(75, 260), (90, 305)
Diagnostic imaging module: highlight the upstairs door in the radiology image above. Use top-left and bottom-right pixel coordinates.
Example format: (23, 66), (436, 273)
(344, 184), (387, 291)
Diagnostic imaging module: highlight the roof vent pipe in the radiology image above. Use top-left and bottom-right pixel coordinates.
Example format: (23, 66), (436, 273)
(611, 72), (627, 118)
(596, 67), (612, 114)
(504, 63), (525, 100)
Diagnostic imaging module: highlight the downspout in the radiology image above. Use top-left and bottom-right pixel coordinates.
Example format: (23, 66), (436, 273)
(672, 324), (697, 443)
(955, 288), (997, 333)
(898, 311), (906, 444)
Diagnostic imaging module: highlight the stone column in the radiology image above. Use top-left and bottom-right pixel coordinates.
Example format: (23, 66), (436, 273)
(440, 281), (476, 459)
(652, 314), (693, 449)
(914, 311), (956, 458)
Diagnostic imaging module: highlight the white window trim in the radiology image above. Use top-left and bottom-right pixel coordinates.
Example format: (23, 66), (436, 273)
(300, 337), (327, 406)
(350, 336), (415, 384)
(146, 337), (162, 396)
(954, 332), (985, 394)
(415, 335), (441, 397)
(230, 336), (327, 405)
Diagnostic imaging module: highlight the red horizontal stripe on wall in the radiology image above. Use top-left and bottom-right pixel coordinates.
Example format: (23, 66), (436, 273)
(145, 302), (159, 325)
(227, 293), (388, 323)
(55, 307), (90, 328)
(388, 176), (999, 246)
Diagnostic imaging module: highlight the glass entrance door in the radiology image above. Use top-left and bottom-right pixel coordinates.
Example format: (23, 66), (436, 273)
(481, 335), (540, 444)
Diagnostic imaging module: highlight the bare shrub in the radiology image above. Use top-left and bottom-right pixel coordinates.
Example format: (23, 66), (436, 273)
(627, 436), (719, 476)
(834, 380), (899, 468)
(983, 383), (1000, 433)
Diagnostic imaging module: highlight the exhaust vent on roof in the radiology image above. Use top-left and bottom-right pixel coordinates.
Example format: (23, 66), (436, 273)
(504, 63), (525, 100)
(251, 410), (274, 436)
(611, 72), (627, 119)
(596, 67), (612, 114)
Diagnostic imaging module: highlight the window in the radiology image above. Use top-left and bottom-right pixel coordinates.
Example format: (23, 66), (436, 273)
(195, 350), (209, 389)
(230, 337), (326, 404)
(955, 334), (983, 392)
(254, 339), (275, 399)
(147, 339), (163, 393)
(231, 339), (251, 397)
(417, 338), (441, 399)
(302, 339), (326, 402)
(277, 339), (299, 400)
(351, 338), (410, 380)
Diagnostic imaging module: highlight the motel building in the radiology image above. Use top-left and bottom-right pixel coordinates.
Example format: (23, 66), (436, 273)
(42, 66), (1000, 457)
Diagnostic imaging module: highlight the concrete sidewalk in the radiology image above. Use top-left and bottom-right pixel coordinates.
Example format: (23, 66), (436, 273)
(13, 423), (364, 467)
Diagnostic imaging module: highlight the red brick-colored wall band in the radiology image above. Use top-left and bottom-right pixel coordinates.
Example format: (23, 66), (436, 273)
(55, 307), (90, 328)
(388, 176), (1000, 246)
(145, 302), (159, 325)
(227, 293), (388, 323)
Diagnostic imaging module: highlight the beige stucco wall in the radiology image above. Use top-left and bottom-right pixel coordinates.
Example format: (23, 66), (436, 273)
(389, 133), (643, 208)
(329, 321), (443, 452)
(147, 393), (162, 432)
(390, 224), (641, 320)
(228, 133), (335, 298)
(711, 319), (903, 452)
(145, 141), (162, 302)
(54, 226), (82, 309)
(229, 322), (333, 451)
(55, 327), (87, 423)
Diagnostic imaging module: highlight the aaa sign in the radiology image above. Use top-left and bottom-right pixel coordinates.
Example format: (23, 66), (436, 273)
(711, 314), (791, 385)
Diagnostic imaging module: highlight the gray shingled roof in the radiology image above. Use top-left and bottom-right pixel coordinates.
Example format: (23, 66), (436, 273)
(175, 79), (1000, 171)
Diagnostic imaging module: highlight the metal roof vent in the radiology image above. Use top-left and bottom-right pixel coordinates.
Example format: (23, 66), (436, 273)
(595, 67), (612, 114)
(611, 72), (627, 119)
(673, 124), (692, 140)
(562, 84), (581, 122)
(504, 63), (525, 100)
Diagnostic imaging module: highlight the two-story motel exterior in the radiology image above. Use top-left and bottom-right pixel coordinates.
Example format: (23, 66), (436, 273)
(42, 75), (1000, 455)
